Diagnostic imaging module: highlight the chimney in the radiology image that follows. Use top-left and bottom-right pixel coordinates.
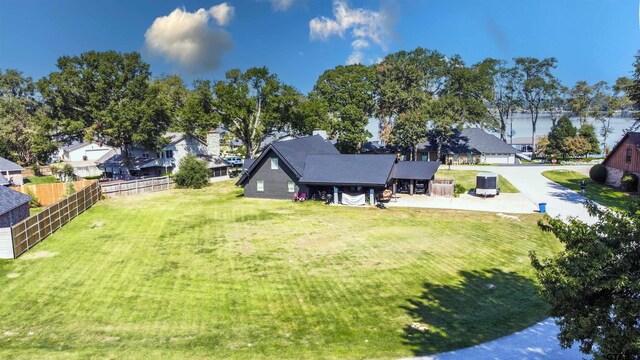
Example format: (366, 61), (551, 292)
(312, 130), (327, 140)
(207, 128), (221, 157)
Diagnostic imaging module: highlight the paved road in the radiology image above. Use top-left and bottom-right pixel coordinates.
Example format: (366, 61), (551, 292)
(412, 165), (594, 360)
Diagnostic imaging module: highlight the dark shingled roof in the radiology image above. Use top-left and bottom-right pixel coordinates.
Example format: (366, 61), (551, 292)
(392, 161), (440, 180)
(300, 154), (397, 187)
(459, 128), (519, 154)
(236, 135), (339, 186)
(0, 186), (31, 214)
(0, 156), (23, 171)
(271, 135), (340, 176)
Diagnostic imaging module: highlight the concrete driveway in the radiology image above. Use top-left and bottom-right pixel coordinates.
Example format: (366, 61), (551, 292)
(409, 164), (594, 360)
(450, 165), (597, 224)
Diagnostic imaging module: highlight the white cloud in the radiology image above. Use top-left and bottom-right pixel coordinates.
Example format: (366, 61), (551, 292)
(209, 2), (235, 26)
(144, 4), (234, 73)
(346, 51), (363, 65)
(309, 0), (397, 65)
(269, 0), (295, 11)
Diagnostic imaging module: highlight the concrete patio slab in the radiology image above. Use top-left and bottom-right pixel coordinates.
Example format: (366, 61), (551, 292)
(386, 192), (536, 214)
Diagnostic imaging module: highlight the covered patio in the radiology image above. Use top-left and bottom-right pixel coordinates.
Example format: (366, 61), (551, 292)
(390, 161), (440, 196)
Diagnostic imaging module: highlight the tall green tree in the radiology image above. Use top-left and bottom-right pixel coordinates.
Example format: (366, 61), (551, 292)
(547, 115), (577, 157)
(375, 48), (448, 143)
(389, 110), (427, 160)
(178, 80), (219, 137)
(568, 80), (594, 125)
(486, 60), (521, 141)
(38, 51), (171, 156)
(311, 64), (375, 153)
(514, 57), (560, 151)
(531, 201), (640, 359)
(213, 67), (300, 158)
(628, 51), (640, 131)
(0, 69), (57, 164)
(578, 123), (600, 155)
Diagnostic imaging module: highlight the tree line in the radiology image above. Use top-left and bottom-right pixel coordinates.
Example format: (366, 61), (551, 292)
(1, 48), (639, 165)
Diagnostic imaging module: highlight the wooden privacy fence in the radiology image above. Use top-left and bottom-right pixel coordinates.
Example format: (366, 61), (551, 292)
(100, 176), (173, 198)
(11, 179), (94, 206)
(430, 178), (455, 197)
(10, 181), (101, 258)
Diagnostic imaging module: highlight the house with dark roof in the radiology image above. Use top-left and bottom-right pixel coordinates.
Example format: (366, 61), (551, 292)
(98, 130), (229, 180)
(396, 128), (519, 164)
(603, 132), (640, 191)
(237, 135), (440, 202)
(0, 156), (24, 186)
(0, 185), (31, 228)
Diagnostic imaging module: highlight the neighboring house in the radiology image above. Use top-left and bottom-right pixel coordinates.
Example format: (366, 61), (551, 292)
(98, 130), (228, 180)
(237, 135), (440, 201)
(0, 185), (31, 228)
(509, 136), (544, 153)
(0, 173), (10, 186)
(602, 132), (640, 191)
(58, 141), (115, 162)
(404, 128), (519, 164)
(0, 156), (24, 186)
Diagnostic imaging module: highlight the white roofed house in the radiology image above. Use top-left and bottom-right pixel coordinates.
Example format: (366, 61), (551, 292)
(54, 141), (117, 178)
(98, 129), (229, 180)
(0, 156), (24, 186)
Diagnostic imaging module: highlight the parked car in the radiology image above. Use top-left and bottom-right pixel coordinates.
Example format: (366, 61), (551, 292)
(224, 156), (244, 167)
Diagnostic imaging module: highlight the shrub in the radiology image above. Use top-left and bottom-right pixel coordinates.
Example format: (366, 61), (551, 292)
(589, 164), (607, 184)
(621, 173), (639, 192)
(25, 187), (41, 208)
(66, 182), (76, 196)
(32, 163), (41, 176)
(454, 183), (466, 197)
(174, 154), (210, 189)
(61, 163), (75, 181)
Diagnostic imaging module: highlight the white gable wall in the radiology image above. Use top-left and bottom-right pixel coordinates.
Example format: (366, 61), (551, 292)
(64, 143), (114, 162)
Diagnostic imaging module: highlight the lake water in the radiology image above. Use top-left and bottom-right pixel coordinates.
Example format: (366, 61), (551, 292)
(366, 113), (638, 152)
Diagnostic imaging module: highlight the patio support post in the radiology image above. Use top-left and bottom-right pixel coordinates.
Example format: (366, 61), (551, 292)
(369, 188), (374, 205)
(410, 180), (414, 196)
(333, 187), (339, 205)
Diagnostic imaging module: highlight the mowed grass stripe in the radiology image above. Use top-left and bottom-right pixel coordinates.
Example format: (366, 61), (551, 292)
(0, 181), (560, 359)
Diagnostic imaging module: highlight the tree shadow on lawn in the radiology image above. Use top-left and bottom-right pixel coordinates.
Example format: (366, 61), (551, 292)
(401, 268), (548, 356)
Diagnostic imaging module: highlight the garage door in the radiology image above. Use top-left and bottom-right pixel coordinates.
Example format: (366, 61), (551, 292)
(484, 154), (513, 164)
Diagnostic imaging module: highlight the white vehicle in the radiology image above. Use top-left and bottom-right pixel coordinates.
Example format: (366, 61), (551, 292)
(224, 156), (244, 167)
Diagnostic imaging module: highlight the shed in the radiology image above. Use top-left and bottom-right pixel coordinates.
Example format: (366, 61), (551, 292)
(0, 185), (31, 228)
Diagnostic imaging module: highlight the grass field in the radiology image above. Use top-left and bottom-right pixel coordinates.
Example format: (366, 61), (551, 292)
(435, 170), (519, 193)
(25, 176), (58, 185)
(0, 181), (559, 359)
(542, 170), (637, 211)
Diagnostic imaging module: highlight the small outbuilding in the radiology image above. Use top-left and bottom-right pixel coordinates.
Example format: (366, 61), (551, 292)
(0, 185), (31, 228)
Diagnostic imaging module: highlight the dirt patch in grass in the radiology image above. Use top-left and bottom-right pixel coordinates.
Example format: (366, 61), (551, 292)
(6, 273), (20, 279)
(21, 251), (57, 260)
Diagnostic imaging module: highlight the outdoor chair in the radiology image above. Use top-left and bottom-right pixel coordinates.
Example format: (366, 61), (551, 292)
(291, 192), (299, 201)
(299, 193), (307, 202)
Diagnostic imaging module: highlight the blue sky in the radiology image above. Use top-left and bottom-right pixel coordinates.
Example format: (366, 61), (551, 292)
(1, 0), (638, 94)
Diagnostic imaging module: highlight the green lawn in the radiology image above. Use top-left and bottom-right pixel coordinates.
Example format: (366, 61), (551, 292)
(436, 170), (519, 193)
(29, 207), (45, 215)
(26, 176), (58, 185)
(0, 181), (560, 359)
(542, 170), (637, 212)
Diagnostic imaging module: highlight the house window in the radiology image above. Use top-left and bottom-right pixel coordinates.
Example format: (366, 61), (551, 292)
(421, 155), (427, 161)
(271, 158), (278, 170)
(257, 180), (264, 192)
(142, 152), (149, 158)
(165, 150), (174, 158)
(626, 148), (632, 163)
(288, 181), (295, 193)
